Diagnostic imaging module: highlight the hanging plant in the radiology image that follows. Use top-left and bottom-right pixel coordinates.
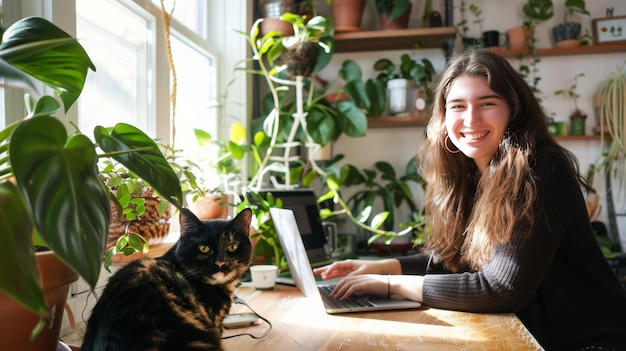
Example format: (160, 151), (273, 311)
(596, 62), (626, 201)
(282, 41), (320, 77)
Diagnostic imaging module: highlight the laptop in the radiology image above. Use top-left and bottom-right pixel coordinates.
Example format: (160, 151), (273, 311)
(260, 189), (339, 285)
(270, 207), (422, 314)
(261, 189), (336, 265)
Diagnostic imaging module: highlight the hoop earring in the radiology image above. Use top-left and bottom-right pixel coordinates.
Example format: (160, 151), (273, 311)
(444, 135), (460, 154)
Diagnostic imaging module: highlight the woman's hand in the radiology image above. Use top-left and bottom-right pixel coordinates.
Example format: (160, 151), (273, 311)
(328, 274), (390, 299)
(314, 259), (423, 302)
(313, 259), (384, 280)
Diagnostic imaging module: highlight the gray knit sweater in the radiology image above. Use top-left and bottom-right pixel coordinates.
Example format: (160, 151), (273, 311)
(397, 149), (626, 350)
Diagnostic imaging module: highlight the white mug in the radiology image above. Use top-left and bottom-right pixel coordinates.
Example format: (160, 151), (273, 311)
(249, 265), (279, 290)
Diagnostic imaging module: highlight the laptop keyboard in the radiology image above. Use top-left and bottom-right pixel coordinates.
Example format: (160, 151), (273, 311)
(318, 285), (376, 309)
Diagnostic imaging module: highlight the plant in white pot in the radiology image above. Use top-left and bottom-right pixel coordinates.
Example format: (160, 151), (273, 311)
(0, 17), (182, 349)
(373, 54), (435, 116)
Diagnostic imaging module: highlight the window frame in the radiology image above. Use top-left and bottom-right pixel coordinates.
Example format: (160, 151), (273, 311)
(1, 0), (252, 148)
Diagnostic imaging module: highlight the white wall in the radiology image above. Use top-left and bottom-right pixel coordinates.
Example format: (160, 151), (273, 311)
(313, 0), (626, 246)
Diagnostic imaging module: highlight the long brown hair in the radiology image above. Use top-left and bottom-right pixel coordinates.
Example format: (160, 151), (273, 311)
(419, 49), (590, 271)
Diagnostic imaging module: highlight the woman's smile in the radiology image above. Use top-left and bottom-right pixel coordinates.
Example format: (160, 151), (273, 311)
(444, 75), (511, 172)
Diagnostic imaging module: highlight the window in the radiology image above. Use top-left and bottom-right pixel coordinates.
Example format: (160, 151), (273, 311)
(169, 34), (217, 153)
(76, 0), (216, 147)
(2, 0), (249, 178)
(77, 0), (154, 136)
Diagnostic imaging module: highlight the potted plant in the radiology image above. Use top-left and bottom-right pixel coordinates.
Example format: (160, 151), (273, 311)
(551, 0), (589, 46)
(241, 12), (367, 189)
(236, 191), (287, 270)
(456, 0), (484, 48)
(99, 155), (174, 253)
(372, 54), (436, 115)
(326, 0), (366, 33)
(554, 72), (587, 135)
(317, 156), (427, 254)
(185, 123), (249, 220)
(339, 59), (387, 118)
(517, 0), (554, 52)
(259, 0), (299, 36)
(0, 17), (183, 349)
(374, 0), (413, 30)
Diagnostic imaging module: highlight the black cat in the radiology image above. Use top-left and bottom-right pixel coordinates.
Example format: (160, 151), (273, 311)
(81, 208), (253, 351)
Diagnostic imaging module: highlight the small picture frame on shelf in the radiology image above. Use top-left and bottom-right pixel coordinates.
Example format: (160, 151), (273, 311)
(592, 16), (626, 44)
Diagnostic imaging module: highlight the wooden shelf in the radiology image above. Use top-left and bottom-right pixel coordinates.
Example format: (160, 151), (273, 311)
(367, 114), (429, 128)
(491, 43), (626, 58)
(333, 27), (457, 53)
(553, 134), (608, 141)
(367, 117), (610, 139)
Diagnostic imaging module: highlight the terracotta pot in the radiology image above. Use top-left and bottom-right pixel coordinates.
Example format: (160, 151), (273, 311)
(379, 2), (412, 30)
(259, 17), (294, 37)
(325, 91), (349, 103)
(331, 0), (365, 33)
(0, 251), (78, 351)
(191, 195), (229, 220)
(507, 26), (533, 51)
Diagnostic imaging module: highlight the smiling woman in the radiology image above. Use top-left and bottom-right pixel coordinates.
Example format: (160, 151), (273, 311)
(313, 48), (626, 351)
(444, 75), (511, 172)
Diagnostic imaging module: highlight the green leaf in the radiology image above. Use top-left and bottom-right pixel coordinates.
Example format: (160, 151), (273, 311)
(371, 212), (390, 229)
(365, 80), (387, 117)
(339, 59), (363, 82)
(94, 123), (183, 209)
(0, 17), (96, 112)
(306, 105), (340, 146)
(336, 101), (367, 137)
(344, 80), (370, 110)
(10, 116), (109, 289)
(0, 182), (46, 317)
(28, 95), (62, 118)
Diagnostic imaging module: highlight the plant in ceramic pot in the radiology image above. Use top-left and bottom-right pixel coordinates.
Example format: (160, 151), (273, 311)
(184, 123), (249, 220)
(372, 54), (436, 116)
(99, 142), (190, 269)
(326, 0), (366, 33)
(0, 17), (183, 348)
(456, 0), (484, 48)
(551, 0), (589, 46)
(236, 190), (287, 270)
(339, 59), (387, 118)
(520, 0), (554, 52)
(554, 72), (587, 135)
(260, 0), (299, 36)
(374, 0), (413, 30)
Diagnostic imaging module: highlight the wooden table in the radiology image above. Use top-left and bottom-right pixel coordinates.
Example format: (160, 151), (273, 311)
(223, 283), (543, 351)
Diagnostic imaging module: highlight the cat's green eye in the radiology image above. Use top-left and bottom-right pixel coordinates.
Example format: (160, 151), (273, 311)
(198, 245), (211, 254)
(227, 244), (239, 253)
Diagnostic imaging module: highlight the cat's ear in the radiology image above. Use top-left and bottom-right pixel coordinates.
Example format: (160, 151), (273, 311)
(231, 208), (252, 236)
(179, 208), (202, 236)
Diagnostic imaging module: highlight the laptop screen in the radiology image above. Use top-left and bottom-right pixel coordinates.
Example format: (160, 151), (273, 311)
(262, 189), (330, 264)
